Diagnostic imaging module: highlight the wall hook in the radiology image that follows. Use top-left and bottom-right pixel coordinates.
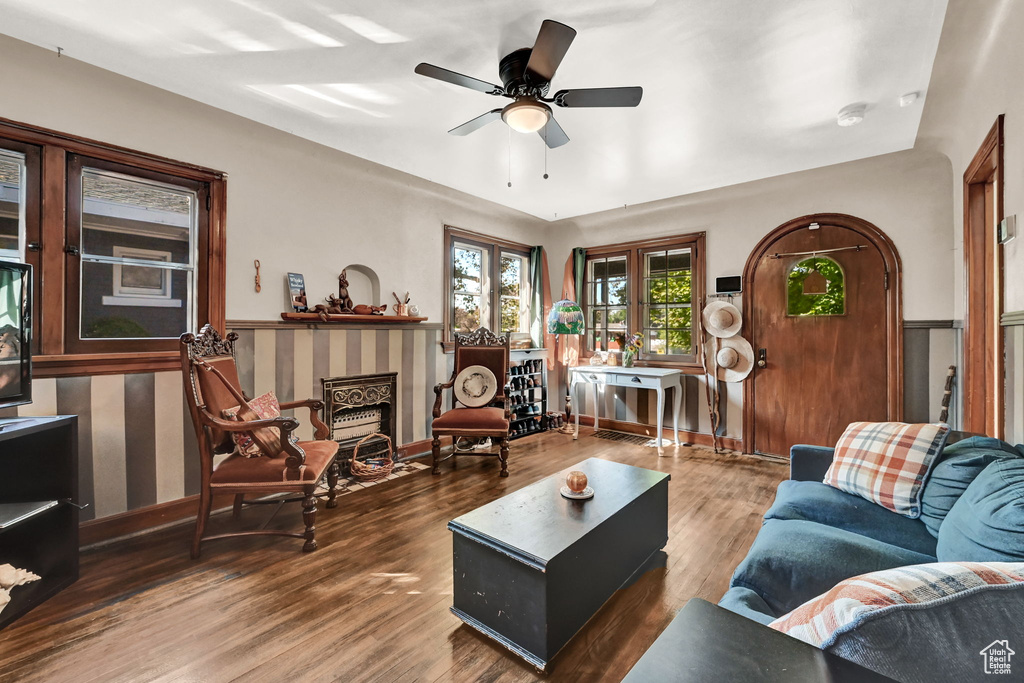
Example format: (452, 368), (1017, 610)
(254, 259), (261, 293)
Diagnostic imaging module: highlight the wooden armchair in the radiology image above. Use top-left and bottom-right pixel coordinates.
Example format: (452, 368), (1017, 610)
(431, 327), (511, 477)
(180, 325), (340, 558)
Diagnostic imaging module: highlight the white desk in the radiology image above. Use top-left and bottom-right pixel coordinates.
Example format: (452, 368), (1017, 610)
(569, 366), (684, 454)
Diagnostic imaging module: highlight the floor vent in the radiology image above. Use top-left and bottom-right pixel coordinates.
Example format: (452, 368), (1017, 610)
(592, 430), (652, 445)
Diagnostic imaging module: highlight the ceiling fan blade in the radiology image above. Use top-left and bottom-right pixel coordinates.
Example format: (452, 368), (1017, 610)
(554, 87), (643, 108)
(448, 109), (504, 136)
(415, 63), (504, 95)
(525, 20), (577, 84)
(538, 116), (569, 148)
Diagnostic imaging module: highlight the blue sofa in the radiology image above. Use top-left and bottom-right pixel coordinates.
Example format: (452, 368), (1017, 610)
(718, 436), (1024, 682)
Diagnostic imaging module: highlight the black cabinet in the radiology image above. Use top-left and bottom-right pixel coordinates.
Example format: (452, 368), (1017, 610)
(0, 416), (79, 630)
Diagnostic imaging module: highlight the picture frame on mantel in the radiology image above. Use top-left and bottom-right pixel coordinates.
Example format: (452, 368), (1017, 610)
(287, 273), (307, 312)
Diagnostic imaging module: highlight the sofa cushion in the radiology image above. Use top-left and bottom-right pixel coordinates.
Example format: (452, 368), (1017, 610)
(729, 519), (936, 616)
(717, 586), (776, 625)
(920, 436), (1022, 538)
(824, 421), (949, 518)
(937, 458), (1024, 561)
(769, 562), (1024, 683)
(764, 481), (937, 556)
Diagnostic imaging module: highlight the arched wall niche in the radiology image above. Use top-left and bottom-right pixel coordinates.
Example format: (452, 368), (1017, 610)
(342, 264), (382, 307)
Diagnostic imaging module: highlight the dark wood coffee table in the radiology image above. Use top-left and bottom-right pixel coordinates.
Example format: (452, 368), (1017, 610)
(622, 599), (898, 682)
(448, 457), (670, 671)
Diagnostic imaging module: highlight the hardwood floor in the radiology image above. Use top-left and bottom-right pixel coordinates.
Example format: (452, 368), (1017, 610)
(0, 431), (786, 682)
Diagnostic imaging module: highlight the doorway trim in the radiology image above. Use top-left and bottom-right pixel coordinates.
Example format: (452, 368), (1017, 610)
(741, 213), (904, 455)
(962, 115), (1004, 438)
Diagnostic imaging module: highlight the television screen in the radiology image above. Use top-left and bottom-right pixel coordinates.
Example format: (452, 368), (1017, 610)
(0, 261), (31, 407)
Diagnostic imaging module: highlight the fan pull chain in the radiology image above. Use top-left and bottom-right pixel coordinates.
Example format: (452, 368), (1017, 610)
(507, 126), (512, 188)
(543, 126), (549, 180)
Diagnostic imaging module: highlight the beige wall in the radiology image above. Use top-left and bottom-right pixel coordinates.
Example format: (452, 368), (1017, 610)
(918, 0), (1024, 316)
(0, 34), (543, 323)
(915, 0), (1024, 440)
(541, 148), (955, 439)
(545, 148), (955, 321)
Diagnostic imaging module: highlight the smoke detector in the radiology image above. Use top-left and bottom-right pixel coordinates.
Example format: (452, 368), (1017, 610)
(837, 104), (866, 127)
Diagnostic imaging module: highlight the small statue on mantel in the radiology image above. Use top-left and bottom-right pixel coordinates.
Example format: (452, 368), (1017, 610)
(310, 296), (343, 322)
(336, 270), (356, 313)
(353, 304), (386, 315)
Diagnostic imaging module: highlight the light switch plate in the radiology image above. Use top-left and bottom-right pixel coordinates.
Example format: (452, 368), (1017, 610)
(999, 215), (1016, 244)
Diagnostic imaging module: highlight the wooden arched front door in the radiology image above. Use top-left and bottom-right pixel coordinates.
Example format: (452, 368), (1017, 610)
(742, 214), (903, 457)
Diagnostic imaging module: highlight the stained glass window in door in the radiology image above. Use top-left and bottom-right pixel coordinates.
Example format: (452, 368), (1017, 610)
(787, 256), (845, 316)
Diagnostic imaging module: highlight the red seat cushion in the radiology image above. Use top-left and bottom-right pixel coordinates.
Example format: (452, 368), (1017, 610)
(211, 439), (338, 486)
(431, 407), (509, 436)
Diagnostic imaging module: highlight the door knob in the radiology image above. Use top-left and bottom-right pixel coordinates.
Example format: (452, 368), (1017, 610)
(757, 348), (767, 368)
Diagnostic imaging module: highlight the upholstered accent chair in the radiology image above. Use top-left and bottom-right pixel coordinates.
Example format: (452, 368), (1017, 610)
(180, 324), (340, 558)
(431, 327), (512, 477)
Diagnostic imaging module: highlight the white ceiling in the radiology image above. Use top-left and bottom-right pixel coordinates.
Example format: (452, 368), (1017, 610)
(0, 0), (948, 221)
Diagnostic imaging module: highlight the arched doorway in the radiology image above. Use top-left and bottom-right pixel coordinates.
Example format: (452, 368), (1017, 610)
(742, 213), (903, 456)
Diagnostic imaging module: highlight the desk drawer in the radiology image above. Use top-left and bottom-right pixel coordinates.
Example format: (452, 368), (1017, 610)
(608, 373), (660, 389)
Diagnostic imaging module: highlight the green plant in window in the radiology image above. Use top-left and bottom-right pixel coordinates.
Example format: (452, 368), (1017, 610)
(86, 317), (149, 338)
(787, 257), (845, 316)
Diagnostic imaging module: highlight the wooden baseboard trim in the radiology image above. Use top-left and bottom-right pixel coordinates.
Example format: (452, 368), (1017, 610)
(81, 436), (452, 548)
(397, 435), (452, 459)
(79, 493), (224, 548)
(575, 415), (743, 452)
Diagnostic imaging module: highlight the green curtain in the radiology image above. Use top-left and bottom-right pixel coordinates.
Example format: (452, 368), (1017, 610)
(529, 245), (545, 347)
(572, 247), (586, 302)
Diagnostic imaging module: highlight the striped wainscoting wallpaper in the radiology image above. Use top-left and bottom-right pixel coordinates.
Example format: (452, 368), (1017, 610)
(1003, 313), (1024, 444)
(576, 321), (961, 440)
(1, 323), (447, 523)
(0, 320), (961, 524)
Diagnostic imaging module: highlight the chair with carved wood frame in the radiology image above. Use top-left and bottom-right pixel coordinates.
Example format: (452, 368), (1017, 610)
(431, 328), (511, 477)
(180, 325), (340, 558)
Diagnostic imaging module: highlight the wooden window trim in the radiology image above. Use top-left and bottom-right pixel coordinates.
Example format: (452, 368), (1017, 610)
(0, 117), (226, 377)
(581, 232), (706, 370)
(442, 225), (531, 352)
(0, 137), (42, 353)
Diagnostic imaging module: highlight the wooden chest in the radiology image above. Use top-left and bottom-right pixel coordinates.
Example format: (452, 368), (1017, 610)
(448, 457), (670, 671)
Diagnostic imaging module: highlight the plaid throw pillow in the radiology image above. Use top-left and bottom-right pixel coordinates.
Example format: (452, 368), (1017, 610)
(769, 562), (1024, 648)
(824, 421), (950, 517)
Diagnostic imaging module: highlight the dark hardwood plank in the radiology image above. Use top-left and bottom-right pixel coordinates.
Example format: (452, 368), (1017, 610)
(0, 431), (785, 682)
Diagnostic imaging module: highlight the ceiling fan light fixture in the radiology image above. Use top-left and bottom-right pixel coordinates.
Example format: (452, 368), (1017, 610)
(502, 99), (551, 133)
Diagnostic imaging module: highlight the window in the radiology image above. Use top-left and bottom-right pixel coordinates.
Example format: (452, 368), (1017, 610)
(0, 150), (27, 259)
(499, 251), (529, 334)
(586, 254), (628, 352)
(445, 226), (531, 345)
(452, 242), (486, 333)
(67, 157), (207, 353)
(0, 119), (224, 375)
(583, 233), (705, 367)
(641, 246), (694, 358)
(786, 256), (845, 316)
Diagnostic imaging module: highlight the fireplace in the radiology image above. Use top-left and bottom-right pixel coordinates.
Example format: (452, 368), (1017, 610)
(321, 372), (398, 474)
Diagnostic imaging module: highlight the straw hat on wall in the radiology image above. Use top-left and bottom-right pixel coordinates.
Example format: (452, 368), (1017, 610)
(703, 336), (754, 382)
(702, 300), (742, 338)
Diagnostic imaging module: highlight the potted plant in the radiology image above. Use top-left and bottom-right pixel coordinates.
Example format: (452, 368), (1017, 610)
(622, 332), (643, 368)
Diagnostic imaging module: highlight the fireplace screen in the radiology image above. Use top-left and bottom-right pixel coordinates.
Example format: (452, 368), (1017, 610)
(321, 372), (398, 474)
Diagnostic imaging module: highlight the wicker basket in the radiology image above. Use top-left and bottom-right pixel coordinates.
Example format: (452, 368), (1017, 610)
(350, 433), (395, 482)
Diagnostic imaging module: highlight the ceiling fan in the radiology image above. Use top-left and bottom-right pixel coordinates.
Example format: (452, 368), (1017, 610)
(414, 19), (642, 148)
